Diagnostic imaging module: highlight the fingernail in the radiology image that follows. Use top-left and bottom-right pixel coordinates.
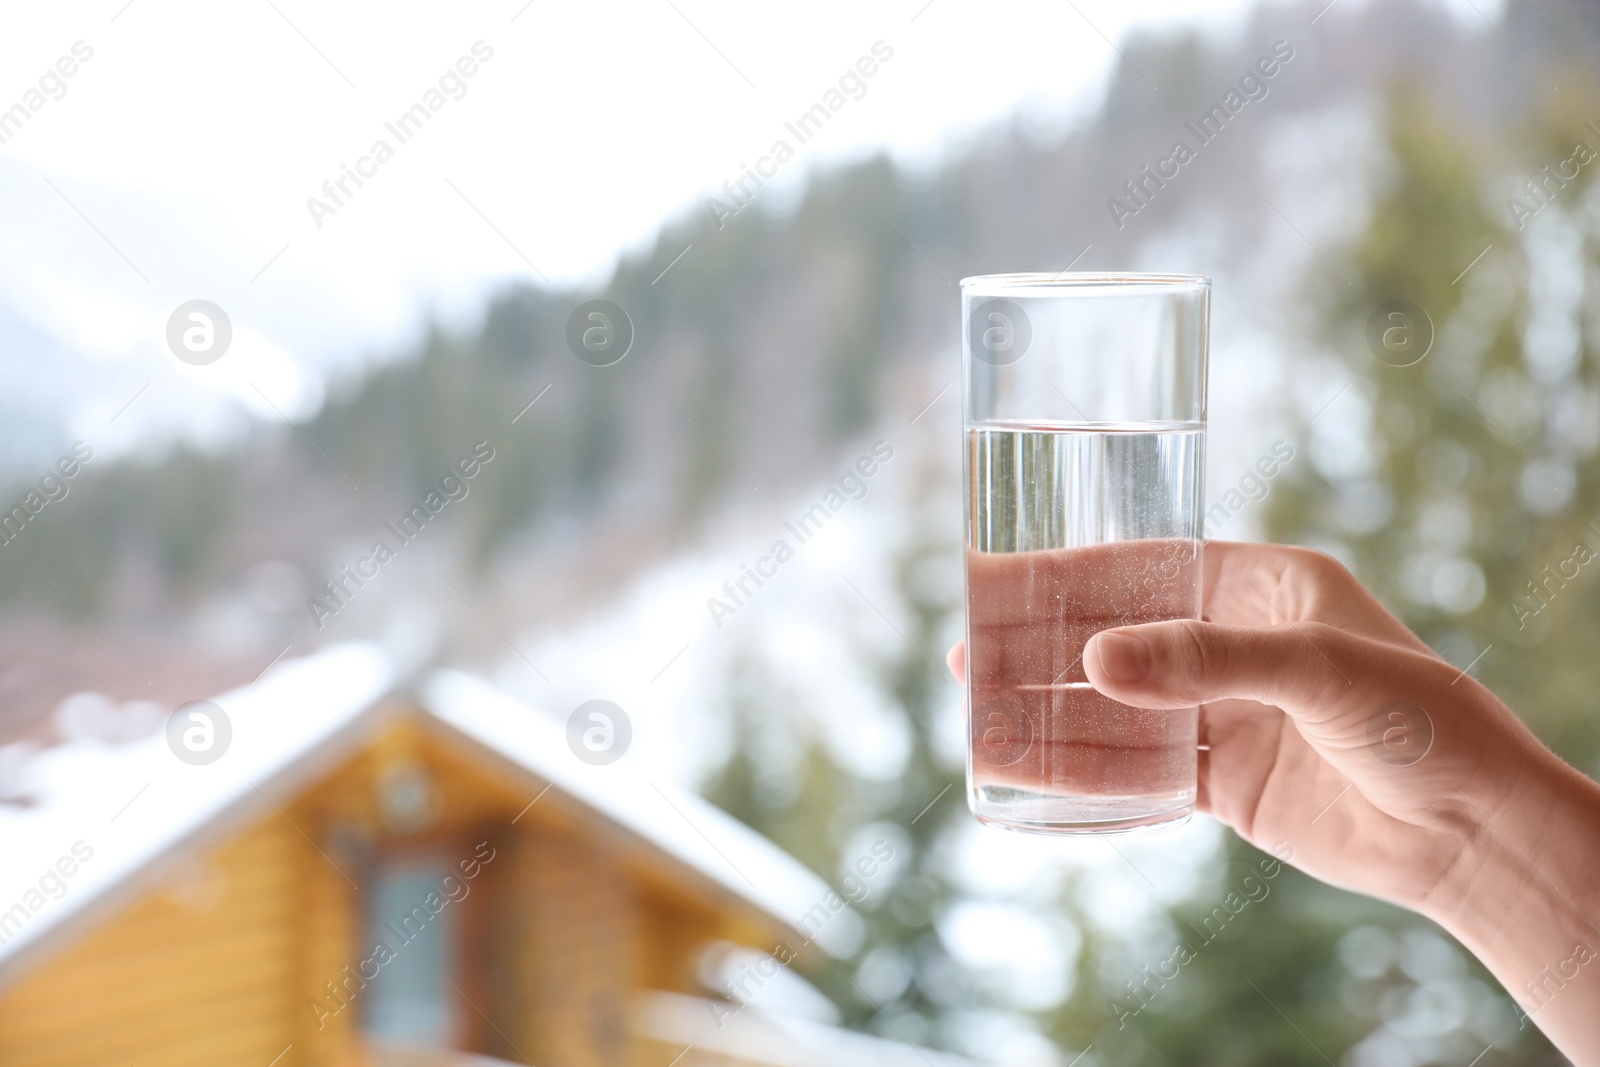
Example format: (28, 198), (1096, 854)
(1095, 632), (1151, 683)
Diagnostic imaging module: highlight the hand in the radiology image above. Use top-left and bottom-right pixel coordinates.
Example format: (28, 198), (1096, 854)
(950, 541), (1600, 1061)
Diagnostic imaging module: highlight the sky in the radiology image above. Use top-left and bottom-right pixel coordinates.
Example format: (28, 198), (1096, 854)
(0, 0), (1267, 463)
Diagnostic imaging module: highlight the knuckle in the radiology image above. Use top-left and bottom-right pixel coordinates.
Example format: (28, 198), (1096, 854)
(1168, 619), (1220, 699)
(1291, 621), (1364, 702)
(1297, 619), (1344, 644)
(1295, 546), (1357, 588)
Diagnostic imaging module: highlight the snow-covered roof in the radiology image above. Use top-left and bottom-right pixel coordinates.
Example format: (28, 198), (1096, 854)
(0, 645), (857, 988)
(0, 642), (394, 984)
(421, 670), (861, 957)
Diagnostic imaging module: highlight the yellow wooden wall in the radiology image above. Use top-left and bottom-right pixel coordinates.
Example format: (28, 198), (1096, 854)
(0, 715), (790, 1067)
(0, 814), (307, 1067)
(501, 827), (639, 1066)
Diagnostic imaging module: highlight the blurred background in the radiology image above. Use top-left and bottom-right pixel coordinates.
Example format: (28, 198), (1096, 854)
(0, 0), (1597, 1063)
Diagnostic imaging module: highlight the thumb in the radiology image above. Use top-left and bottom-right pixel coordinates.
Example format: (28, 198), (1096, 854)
(1083, 619), (1387, 722)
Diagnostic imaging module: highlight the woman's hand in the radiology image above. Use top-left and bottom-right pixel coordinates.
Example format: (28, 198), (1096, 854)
(1082, 541), (1543, 908)
(951, 542), (1600, 1062)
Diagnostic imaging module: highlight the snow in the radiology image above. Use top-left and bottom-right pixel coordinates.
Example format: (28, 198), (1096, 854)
(634, 990), (980, 1067)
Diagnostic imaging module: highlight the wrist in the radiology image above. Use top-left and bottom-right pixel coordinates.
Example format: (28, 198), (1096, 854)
(1421, 747), (1600, 1047)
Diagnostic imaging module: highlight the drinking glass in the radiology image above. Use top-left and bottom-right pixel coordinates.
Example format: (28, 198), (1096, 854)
(963, 272), (1209, 834)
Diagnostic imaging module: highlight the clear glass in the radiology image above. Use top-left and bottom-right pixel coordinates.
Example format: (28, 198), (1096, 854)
(962, 272), (1209, 834)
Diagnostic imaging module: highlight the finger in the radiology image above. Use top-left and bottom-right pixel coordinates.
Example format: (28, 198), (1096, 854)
(947, 642), (966, 685)
(1203, 542), (1432, 655)
(1196, 696), (1293, 825)
(966, 539), (1199, 629)
(1083, 618), (1412, 724)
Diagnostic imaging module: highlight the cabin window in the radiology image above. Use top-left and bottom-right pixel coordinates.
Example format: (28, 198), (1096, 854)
(361, 853), (461, 1045)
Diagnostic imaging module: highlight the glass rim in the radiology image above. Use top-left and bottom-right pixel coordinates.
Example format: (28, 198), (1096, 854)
(960, 271), (1210, 293)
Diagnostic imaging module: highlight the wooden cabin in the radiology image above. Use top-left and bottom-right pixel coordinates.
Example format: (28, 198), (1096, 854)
(0, 646), (967, 1067)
